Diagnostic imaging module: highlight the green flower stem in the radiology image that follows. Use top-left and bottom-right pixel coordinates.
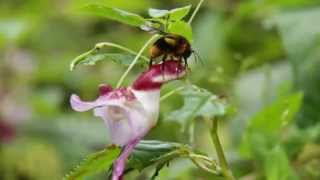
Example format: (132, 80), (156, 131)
(188, 0), (204, 25)
(116, 35), (159, 88)
(190, 157), (218, 174)
(95, 42), (149, 62)
(160, 86), (185, 102)
(70, 42), (149, 71)
(210, 118), (235, 180)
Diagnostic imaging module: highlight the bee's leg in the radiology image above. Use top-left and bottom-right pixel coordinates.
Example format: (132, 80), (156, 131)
(161, 54), (168, 72)
(183, 57), (191, 73)
(176, 57), (182, 77)
(149, 58), (154, 68)
(161, 54), (168, 79)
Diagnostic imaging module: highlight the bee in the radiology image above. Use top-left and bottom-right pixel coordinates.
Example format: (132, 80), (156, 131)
(142, 24), (201, 69)
(149, 33), (193, 68)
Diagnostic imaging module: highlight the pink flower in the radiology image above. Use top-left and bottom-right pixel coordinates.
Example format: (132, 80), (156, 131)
(70, 60), (186, 180)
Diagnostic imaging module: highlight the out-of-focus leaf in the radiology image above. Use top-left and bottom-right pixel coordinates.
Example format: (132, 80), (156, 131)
(0, 20), (27, 42)
(240, 92), (303, 157)
(166, 86), (227, 124)
(168, 21), (193, 42)
(83, 4), (146, 27)
(264, 146), (298, 180)
(65, 146), (121, 180)
(272, 7), (320, 128)
(70, 53), (143, 71)
(148, 5), (191, 20)
(249, 92), (303, 134)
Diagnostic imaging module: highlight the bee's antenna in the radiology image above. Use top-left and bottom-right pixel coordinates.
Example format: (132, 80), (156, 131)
(192, 49), (204, 65)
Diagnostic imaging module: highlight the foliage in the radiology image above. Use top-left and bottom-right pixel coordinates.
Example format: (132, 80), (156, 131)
(1, 0), (320, 179)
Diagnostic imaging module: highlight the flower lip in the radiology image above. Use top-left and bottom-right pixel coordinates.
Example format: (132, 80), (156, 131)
(153, 59), (186, 75)
(132, 59), (186, 91)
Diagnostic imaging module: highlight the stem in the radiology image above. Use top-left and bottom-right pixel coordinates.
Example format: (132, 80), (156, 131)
(116, 35), (159, 88)
(210, 118), (235, 180)
(95, 42), (149, 62)
(160, 86), (185, 102)
(70, 42), (149, 71)
(188, 0), (204, 24)
(190, 157), (218, 174)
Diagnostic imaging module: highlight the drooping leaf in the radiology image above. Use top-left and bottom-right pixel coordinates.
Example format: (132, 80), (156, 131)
(240, 92), (303, 157)
(166, 86), (227, 124)
(83, 4), (146, 27)
(127, 140), (185, 171)
(70, 53), (144, 71)
(148, 5), (191, 20)
(65, 146), (121, 180)
(264, 146), (298, 180)
(272, 7), (320, 128)
(168, 21), (193, 42)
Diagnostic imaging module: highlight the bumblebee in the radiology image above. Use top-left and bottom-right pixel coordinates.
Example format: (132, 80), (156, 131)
(149, 33), (193, 68)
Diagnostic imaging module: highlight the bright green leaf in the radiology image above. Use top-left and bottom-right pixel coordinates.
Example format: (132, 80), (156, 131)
(264, 146), (298, 180)
(65, 146), (121, 180)
(249, 92), (303, 134)
(240, 92), (303, 158)
(148, 9), (169, 18)
(148, 5), (191, 20)
(166, 86), (227, 124)
(169, 5), (192, 20)
(83, 4), (146, 27)
(168, 21), (193, 42)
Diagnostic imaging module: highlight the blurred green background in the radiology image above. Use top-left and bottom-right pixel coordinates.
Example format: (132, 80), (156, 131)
(1, 0), (320, 179)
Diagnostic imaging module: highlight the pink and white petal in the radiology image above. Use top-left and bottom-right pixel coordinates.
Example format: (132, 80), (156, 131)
(70, 94), (126, 112)
(70, 94), (98, 112)
(94, 106), (133, 146)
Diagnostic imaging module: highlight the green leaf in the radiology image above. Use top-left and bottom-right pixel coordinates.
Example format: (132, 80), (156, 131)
(127, 140), (184, 171)
(166, 86), (227, 124)
(148, 5), (191, 20)
(272, 7), (320, 128)
(168, 21), (193, 42)
(169, 5), (192, 20)
(264, 146), (298, 180)
(65, 146), (121, 180)
(240, 92), (303, 157)
(249, 92), (303, 134)
(70, 53), (143, 70)
(83, 4), (146, 27)
(148, 9), (169, 18)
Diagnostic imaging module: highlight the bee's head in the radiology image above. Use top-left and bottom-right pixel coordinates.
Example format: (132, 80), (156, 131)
(132, 60), (186, 91)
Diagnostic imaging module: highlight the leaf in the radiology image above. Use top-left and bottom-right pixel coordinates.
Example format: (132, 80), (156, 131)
(83, 4), (146, 27)
(127, 140), (184, 171)
(169, 5), (192, 20)
(271, 7), (320, 128)
(240, 92), (303, 158)
(65, 146), (121, 180)
(264, 146), (298, 180)
(168, 21), (193, 42)
(166, 86), (227, 124)
(249, 92), (303, 134)
(148, 5), (191, 20)
(148, 9), (169, 18)
(70, 53), (143, 70)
